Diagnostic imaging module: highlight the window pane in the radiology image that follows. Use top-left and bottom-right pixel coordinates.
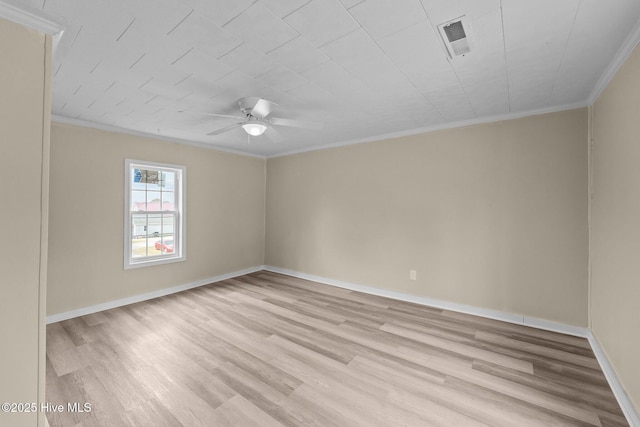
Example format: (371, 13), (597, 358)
(147, 213), (161, 236)
(133, 168), (143, 183)
(136, 169), (159, 184)
(162, 214), (175, 238)
(155, 214), (175, 254)
(146, 214), (162, 255)
(131, 213), (148, 258)
(131, 168), (146, 192)
(162, 171), (175, 190)
(131, 190), (146, 211)
(131, 180), (146, 191)
(146, 174), (162, 191)
(146, 191), (161, 211)
(161, 191), (175, 209)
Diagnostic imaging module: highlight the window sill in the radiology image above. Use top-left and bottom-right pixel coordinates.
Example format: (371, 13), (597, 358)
(124, 254), (186, 270)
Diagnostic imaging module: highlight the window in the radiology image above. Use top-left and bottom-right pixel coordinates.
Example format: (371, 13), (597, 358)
(124, 159), (186, 269)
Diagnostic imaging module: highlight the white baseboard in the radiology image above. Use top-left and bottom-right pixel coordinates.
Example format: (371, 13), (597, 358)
(521, 316), (589, 338)
(45, 265), (265, 324)
(263, 265), (639, 426)
(587, 331), (640, 427)
(262, 266), (588, 337)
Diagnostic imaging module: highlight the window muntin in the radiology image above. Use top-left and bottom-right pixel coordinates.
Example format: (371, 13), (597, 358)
(125, 160), (185, 268)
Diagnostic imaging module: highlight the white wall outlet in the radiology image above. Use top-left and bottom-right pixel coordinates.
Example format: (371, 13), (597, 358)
(410, 270), (417, 281)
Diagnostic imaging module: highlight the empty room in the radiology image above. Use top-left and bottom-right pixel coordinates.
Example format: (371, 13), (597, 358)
(1, 0), (640, 426)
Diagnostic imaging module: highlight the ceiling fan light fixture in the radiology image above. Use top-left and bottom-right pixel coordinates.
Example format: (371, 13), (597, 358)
(242, 122), (268, 136)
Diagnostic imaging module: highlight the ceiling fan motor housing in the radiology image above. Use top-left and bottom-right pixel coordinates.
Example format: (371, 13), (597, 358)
(239, 97), (260, 116)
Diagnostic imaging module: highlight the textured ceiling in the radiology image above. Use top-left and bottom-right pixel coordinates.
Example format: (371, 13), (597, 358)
(22, 0), (640, 156)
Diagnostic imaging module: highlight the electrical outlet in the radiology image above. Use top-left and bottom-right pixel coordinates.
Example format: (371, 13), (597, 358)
(409, 270), (417, 281)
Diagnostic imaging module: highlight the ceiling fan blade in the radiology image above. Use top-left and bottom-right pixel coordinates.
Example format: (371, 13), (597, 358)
(269, 117), (323, 130)
(265, 126), (284, 143)
(178, 110), (243, 119)
(207, 122), (242, 136)
(250, 98), (277, 118)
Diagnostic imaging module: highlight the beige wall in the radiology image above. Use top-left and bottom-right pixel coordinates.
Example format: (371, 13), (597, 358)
(591, 44), (640, 412)
(47, 124), (265, 315)
(266, 109), (589, 326)
(0, 18), (50, 427)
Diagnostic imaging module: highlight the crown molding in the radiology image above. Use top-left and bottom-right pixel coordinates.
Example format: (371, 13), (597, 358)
(54, 103), (586, 161)
(267, 102), (587, 159)
(0, 0), (64, 52)
(588, 16), (640, 105)
(51, 115), (267, 159)
(54, 102), (587, 161)
(0, 0), (62, 35)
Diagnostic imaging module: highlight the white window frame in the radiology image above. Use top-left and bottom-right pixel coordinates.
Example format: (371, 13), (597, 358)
(124, 159), (186, 269)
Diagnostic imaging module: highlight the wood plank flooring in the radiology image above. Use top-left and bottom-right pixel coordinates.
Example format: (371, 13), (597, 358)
(46, 271), (628, 426)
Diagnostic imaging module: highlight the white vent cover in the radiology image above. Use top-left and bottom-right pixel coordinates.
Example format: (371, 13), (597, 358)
(438, 16), (472, 58)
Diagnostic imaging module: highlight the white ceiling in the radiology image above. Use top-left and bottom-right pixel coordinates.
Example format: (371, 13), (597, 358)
(20, 0), (640, 156)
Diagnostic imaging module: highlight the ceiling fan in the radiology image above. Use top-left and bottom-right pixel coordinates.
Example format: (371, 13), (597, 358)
(179, 97), (321, 138)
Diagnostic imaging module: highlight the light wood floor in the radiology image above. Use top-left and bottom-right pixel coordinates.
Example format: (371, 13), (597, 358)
(46, 271), (628, 426)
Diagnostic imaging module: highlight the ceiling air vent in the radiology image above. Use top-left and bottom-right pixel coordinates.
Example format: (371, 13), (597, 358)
(438, 17), (471, 58)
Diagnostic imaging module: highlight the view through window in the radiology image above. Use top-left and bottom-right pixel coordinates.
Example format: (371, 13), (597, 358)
(125, 160), (185, 268)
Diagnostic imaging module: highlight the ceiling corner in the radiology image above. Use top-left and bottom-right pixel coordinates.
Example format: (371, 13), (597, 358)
(0, 0), (63, 36)
(587, 15), (640, 106)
